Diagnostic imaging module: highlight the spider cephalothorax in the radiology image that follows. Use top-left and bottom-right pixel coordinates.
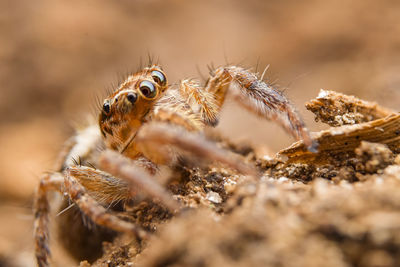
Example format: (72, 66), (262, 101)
(34, 63), (316, 267)
(99, 66), (168, 154)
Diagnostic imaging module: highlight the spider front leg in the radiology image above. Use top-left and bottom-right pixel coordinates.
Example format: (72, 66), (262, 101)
(133, 122), (258, 178)
(99, 150), (180, 211)
(181, 66), (318, 151)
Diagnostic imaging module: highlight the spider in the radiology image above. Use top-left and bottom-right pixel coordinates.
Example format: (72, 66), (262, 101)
(34, 63), (317, 267)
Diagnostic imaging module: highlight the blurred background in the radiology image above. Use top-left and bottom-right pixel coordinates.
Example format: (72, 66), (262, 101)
(0, 0), (399, 265)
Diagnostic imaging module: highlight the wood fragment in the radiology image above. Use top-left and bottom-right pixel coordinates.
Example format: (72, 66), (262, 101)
(306, 89), (396, 126)
(278, 90), (400, 165)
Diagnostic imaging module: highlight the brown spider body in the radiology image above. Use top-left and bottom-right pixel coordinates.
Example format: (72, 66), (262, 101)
(34, 63), (316, 267)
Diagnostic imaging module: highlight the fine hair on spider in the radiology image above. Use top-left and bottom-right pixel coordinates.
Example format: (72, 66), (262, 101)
(34, 59), (317, 267)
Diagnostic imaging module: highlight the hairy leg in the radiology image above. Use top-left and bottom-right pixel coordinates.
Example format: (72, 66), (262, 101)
(183, 66), (317, 151)
(135, 122), (258, 178)
(179, 79), (220, 126)
(34, 173), (64, 267)
(99, 150), (180, 211)
(64, 167), (148, 238)
(66, 166), (131, 205)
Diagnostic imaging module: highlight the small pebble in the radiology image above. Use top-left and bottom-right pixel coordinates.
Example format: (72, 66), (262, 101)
(206, 191), (222, 204)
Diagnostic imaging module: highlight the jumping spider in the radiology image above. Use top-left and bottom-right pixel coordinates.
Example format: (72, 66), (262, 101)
(34, 63), (317, 267)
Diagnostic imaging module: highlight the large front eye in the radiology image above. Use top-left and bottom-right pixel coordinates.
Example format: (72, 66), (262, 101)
(103, 102), (110, 114)
(139, 80), (157, 99)
(151, 70), (166, 86)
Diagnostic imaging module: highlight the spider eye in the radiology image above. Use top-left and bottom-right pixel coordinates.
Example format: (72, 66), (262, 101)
(127, 92), (137, 104)
(139, 80), (157, 99)
(103, 102), (110, 114)
(151, 70), (166, 86)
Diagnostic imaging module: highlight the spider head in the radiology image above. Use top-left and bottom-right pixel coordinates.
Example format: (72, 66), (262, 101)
(99, 65), (168, 151)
